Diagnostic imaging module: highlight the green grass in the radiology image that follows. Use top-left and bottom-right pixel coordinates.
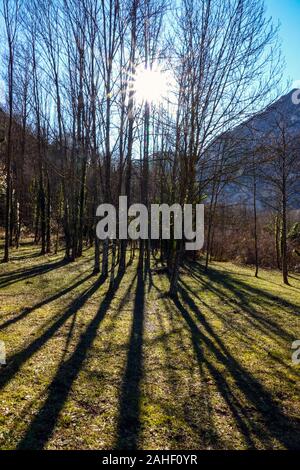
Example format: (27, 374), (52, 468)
(0, 242), (299, 450)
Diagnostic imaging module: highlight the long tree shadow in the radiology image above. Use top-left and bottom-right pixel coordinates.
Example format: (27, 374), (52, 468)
(189, 262), (300, 312)
(9, 252), (42, 262)
(0, 275), (106, 392)
(115, 267), (145, 450)
(0, 273), (94, 331)
(180, 276), (294, 347)
(0, 258), (68, 288)
(101, 273), (138, 357)
(16, 270), (124, 449)
(172, 284), (300, 449)
(160, 297), (255, 448)
(156, 294), (220, 447)
(180, 277), (300, 386)
(186, 262), (298, 342)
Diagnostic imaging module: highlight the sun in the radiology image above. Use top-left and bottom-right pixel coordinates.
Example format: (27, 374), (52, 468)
(134, 65), (169, 106)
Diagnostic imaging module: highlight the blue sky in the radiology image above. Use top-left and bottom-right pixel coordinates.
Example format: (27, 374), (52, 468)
(0, 0), (299, 104)
(265, 0), (300, 88)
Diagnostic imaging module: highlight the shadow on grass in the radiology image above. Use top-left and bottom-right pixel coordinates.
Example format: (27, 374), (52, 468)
(190, 262), (298, 342)
(0, 258), (68, 288)
(171, 282), (300, 449)
(0, 275), (107, 392)
(16, 271), (124, 449)
(9, 252), (42, 262)
(180, 276), (300, 388)
(115, 267), (145, 450)
(0, 273), (94, 331)
(188, 262), (300, 312)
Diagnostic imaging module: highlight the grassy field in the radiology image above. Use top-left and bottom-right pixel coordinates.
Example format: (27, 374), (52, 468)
(0, 242), (299, 450)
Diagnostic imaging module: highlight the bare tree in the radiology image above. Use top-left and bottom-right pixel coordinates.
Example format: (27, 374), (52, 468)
(1, 0), (21, 262)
